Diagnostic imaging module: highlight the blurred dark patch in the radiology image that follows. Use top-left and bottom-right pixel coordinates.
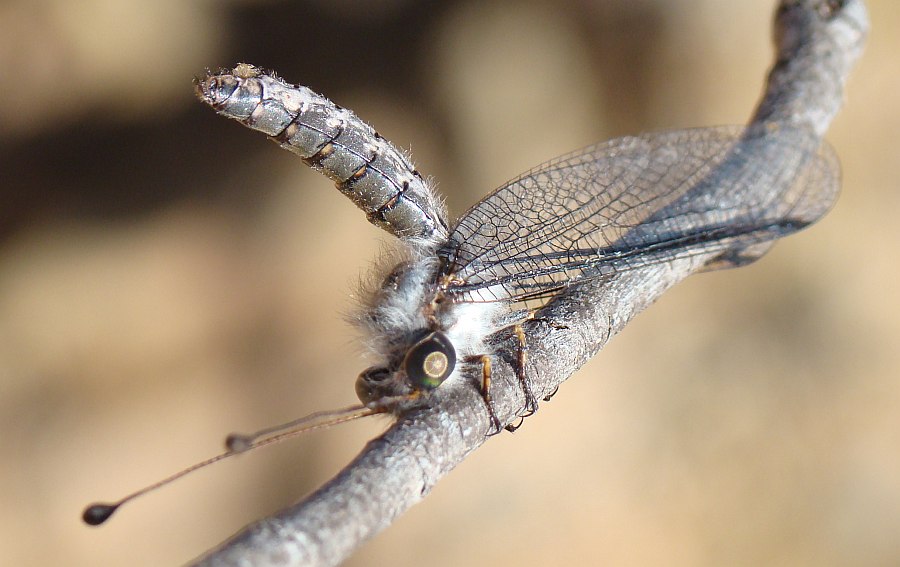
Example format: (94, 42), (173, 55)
(1, 109), (250, 238)
(222, 1), (451, 97)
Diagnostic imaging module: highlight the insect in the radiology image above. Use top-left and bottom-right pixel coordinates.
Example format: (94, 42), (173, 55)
(83, 63), (838, 526)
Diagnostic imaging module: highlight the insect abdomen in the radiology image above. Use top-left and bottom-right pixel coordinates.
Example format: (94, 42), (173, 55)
(196, 64), (446, 242)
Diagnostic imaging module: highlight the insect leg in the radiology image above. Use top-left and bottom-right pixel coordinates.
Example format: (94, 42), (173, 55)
(478, 355), (503, 435)
(542, 384), (560, 402)
(522, 313), (567, 403)
(514, 324), (539, 417)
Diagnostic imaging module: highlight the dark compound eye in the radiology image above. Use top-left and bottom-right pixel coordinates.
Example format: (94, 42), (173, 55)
(403, 331), (456, 390)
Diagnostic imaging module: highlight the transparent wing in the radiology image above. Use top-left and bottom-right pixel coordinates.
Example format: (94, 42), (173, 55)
(439, 126), (839, 303)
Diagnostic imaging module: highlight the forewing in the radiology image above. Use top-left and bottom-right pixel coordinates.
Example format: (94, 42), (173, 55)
(439, 126), (838, 303)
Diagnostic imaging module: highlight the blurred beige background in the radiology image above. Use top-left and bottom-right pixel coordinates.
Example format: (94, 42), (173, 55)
(0, 1), (896, 565)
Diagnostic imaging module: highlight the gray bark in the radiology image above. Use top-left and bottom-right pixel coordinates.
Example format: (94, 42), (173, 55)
(191, 1), (868, 565)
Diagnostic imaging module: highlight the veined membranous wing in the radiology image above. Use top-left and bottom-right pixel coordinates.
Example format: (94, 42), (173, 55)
(439, 125), (838, 305)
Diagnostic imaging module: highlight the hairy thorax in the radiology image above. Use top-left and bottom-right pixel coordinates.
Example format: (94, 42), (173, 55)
(353, 247), (505, 404)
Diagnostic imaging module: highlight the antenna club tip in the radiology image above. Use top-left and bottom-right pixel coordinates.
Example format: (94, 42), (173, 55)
(83, 503), (118, 526)
(225, 434), (252, 453)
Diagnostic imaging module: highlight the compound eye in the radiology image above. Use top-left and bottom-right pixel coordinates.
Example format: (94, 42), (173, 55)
(403, 331), (456, 390)
(355, 366), (392, 404)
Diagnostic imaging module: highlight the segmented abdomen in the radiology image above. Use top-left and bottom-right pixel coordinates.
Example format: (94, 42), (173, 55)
(196, 64), (447, 243)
